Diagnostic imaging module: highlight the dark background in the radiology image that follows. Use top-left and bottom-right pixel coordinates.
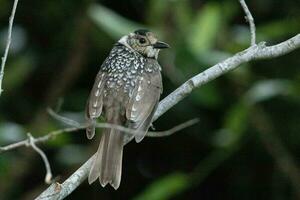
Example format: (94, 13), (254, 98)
(0, 0), (300, 199)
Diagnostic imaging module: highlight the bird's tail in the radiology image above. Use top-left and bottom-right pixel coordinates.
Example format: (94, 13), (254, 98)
(88, 115), (124, 190)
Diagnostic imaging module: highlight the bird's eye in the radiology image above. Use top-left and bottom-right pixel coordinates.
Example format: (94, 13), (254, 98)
(139, 38), (146, 44)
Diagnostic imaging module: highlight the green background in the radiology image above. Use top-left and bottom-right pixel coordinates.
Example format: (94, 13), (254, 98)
(0, 0), (300, 199)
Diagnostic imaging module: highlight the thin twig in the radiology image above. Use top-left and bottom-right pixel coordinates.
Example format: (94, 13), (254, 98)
(0, 118), (199, 153)
(36, 33), (300, 199)
(154, 35), (300, 121)
(27, 1), (300, 198)
(47, 108), (81, 127)
(27, 133), (53, 184)
(1, 117), (195, 190)
(0, 126), (85, 153)
(147, 118), (199, 137)
(239, 0), (256, 45)
(36, 156), (95, 200)
(48, 107), (199, 138)
(0, 0), (20, 96)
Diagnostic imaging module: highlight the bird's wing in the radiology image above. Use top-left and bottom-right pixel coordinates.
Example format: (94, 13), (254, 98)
(85, 71), (107, 139)
(126, 70), (162, 143)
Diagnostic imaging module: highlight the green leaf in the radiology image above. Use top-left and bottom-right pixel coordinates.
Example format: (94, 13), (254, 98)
(212, 101), (250, 149)
(173, 1), (192, 31)
(146, 0), (169, 26)
(187, 3), (222, 55)
(0, 155), (10, 177)
(258, 18), (300, 40)
(133, 173), (190, 200)
(88, 4), (147, 39)
(3, 54), (35, 92)
(245, 79), (291, 104)
(213, 79), (292, 149)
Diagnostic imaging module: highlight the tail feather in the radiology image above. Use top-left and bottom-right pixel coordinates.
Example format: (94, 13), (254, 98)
(88, 131), (105, 184)
(100, 129), (123, 189)
(88, 127), (124, 190)
(86, 118), (96, 140)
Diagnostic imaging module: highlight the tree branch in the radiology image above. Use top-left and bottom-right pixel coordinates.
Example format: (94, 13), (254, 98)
(0, 126), (85, 153)
(19, 0), (299, 198)
(239, 0), (256, 45)
(0, 0), (19, 96)
(154, 34), (300, 121)
(146, 118), (199, 137)
(0, 118), (198, 153)
(36, 156), (95, 200)
(27, 133), (53, 184)
(35, 34), (300, 199)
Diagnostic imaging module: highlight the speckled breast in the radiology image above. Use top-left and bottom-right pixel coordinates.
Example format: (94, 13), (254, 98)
(101, 44), (160, 97)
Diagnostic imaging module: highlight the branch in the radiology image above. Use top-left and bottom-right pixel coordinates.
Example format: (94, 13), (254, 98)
(36, 156), (94, 200)
(0, 126), (85, 153)
(1, 117), (197, 198)
(147, 118), (199, 137)
(154, 34), (300, 121)
(34, 0), (300, 197)
(36, 34), (300, 199)
(27, 133), (53, 184)
(48, 107), (199, 138)
(0, 118), (198, 153)
(0, 0), (20, 96)
(239, 0), (256, 45)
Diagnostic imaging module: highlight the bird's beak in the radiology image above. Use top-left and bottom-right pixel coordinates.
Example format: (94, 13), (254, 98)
(153, 41), (170, 49)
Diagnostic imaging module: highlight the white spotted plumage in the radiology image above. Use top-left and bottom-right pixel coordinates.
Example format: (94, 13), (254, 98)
(86, 29), (168, 190)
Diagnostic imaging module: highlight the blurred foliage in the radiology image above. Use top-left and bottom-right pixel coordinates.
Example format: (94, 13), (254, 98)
(133, 173), (190, 200)
(187, 3), (222, 54)
(0, 0), (300, 199)
(88, 4), (147, 39)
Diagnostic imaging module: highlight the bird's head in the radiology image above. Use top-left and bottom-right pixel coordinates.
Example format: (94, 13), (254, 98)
(118, 29), (169, 59)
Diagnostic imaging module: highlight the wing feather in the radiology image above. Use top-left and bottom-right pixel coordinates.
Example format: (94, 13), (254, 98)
(86, 72), (107, 139)
(126, 71), (162, 142)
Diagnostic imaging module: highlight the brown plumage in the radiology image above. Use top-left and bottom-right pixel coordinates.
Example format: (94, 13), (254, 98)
(85, 29), (169, 189)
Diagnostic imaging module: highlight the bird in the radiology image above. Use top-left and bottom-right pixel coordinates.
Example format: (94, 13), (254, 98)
(85, 29), (169, 189)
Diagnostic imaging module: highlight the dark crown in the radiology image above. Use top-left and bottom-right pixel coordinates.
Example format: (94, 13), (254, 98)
(134, 29), (150, 36)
